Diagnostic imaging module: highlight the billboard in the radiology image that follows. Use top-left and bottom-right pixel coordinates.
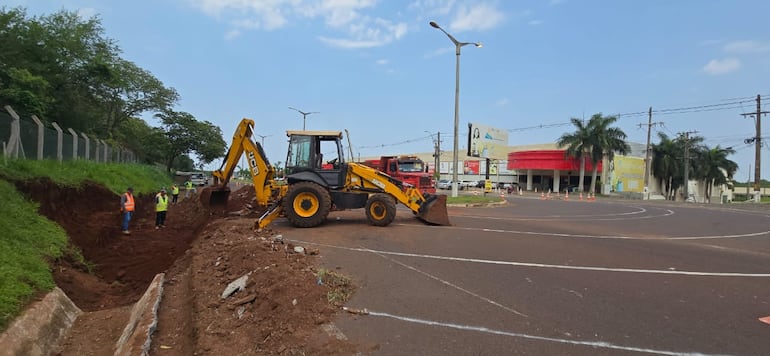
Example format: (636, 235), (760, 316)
(468, 122), (509, 160)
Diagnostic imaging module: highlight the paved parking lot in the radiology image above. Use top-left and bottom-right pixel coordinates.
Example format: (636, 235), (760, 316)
(277, 195), (770, 355)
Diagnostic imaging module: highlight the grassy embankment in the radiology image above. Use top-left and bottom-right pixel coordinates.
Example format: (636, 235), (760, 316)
(0, 159), (171, 330)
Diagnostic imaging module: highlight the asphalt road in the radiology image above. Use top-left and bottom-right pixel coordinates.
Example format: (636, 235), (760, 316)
(276, 194), (770, 355)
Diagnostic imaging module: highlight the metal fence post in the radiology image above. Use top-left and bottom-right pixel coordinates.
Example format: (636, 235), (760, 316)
(80, 132), (90, 160)
(66, 128), (78, 159)
(3, 105), (22, 158)
(31, 115), (44, 160)
(51, 122), (64, 162)
(101, 139), (109, 162)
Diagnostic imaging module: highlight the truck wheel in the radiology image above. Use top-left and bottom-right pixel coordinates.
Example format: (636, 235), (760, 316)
(365, 193), (396, 227)
(283, 181), (331, 228)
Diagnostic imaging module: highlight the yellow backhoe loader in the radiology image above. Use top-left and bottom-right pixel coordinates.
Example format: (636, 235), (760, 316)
(205, 118), (450, 229)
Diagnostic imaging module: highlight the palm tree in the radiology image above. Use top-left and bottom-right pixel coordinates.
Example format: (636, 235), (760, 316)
(587, 114), (630, 194)
(651, 133), (681, 200)
(557, 118), (593, 192)
(693, 146), (737, 203)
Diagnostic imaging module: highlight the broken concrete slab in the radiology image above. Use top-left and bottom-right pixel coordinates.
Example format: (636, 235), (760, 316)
(114, 273), (165, 356)
(0, 287), (81, 356)
(221, 273), (250, 299)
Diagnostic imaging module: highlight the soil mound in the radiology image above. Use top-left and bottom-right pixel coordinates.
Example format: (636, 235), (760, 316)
(12, 179), (359, 354)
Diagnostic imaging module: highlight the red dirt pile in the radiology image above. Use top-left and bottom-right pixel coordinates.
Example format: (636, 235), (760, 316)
(11, 179), (360, 354)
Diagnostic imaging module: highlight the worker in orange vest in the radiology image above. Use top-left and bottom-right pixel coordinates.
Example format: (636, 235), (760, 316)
(120, 187), (135, 235)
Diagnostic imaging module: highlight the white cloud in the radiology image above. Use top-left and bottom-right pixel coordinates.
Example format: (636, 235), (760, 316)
(723, 40), (770, 54)
(77, 7), (98, 19)
(423, 46), (453, 58)
(320, 17), (408, 49)
(318, 37), (383, 49)
(528, 19), (543, 26)
(190, 0), (410, 48)
(450, 3), (505, 32)
(496, 98), (509, 106)
(376, 59), (389, 65)
(224, 29), (241, 40)
(409, 0), (456, 17)
(702, 58), (741, 75)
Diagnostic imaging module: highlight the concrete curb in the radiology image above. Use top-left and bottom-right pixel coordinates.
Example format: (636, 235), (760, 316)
(0, 287), (81, 356)
(115, 273), (165, 356)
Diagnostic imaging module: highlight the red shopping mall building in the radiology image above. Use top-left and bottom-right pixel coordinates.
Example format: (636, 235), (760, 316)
(507, 150), (603, 193)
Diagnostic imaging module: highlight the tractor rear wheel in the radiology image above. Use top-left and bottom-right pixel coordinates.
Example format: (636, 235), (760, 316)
(365, 193), (396, 227)
(283, 181), (331, 228)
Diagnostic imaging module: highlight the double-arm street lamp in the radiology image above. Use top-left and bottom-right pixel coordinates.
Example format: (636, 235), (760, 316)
(256, 134), (272, 146)
(429, 21), (482, 197)
(288, 106), (320, 131)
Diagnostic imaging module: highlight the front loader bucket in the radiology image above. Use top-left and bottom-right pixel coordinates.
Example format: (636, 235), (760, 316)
(201, 186), (230, 209)
(417, 194), (450, 226)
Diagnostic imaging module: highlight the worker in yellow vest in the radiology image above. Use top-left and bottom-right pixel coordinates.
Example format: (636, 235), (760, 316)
(184, 179), (194, 198)
(155, 188), (169, 229)
(170, 184), (180, 204)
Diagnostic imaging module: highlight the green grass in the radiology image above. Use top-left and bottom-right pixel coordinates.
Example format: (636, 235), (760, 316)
(316, 268), (354, 306)
(0, 159), (173, 331)
(0, 180), (69, 330)
(0, 159), (172, 194)
(446, 194), (505, 205)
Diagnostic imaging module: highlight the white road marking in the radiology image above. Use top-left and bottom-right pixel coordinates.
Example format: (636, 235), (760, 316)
(396, 222), (770, 241)
(453, 205), (650, 220)
(360, 309), (726, 356)
(292, 240), (770, 277)
(368, 248), (530, 318)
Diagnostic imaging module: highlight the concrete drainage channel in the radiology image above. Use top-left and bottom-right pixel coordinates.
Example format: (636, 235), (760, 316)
(0, 273), (165, 356)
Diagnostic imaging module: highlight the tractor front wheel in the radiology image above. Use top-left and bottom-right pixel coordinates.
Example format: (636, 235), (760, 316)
(365, 193), (396, 227)
(283, 181), (332, 228)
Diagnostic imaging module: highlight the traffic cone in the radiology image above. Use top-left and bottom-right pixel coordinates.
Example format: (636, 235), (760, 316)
(518, 187), (523, 196)
(579, 192), (583, 201)
(564, 191), (569, 201)
(540, 192), (545, 200)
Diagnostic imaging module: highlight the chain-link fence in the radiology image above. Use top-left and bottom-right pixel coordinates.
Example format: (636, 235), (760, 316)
(1, 105), (136, 162)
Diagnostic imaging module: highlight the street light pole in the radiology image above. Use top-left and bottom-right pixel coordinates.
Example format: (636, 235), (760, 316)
(429, 21), (482, 197)
(256, 134), (272, 146)
(288, 107), (320, 130)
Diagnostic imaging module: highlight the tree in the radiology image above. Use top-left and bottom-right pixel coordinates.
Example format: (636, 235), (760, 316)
(557, 117), (593, 192)
(587, 113), (629, 194)
(651, 133), (681, 200)
(692, 146), (737, 203)
(155, 110), (226, 172)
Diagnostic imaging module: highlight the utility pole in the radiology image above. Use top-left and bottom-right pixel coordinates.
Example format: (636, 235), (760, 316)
(434, 132), (441, 179)
(639, 106), (664, 200)
(681, 130), (698, 201)
(740, 95), (768, 202)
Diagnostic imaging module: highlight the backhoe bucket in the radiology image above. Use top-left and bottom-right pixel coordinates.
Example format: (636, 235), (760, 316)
(417, 194), (450, 226)
(201, 186), (230, 209)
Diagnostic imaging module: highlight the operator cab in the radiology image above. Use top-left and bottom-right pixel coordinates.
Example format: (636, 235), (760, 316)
(284, 130), (346, 187)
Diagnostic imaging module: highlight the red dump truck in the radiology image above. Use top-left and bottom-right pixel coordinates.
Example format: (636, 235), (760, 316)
(362, 155), (436, 194)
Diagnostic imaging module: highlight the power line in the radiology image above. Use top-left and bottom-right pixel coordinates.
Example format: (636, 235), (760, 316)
(358, 94), (766, 151)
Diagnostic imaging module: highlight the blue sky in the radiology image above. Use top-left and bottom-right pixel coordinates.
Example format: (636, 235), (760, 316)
(8, 0), (770, 180)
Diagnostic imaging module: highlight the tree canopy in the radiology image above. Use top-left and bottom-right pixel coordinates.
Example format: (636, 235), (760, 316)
(0, 6), (223, 169)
